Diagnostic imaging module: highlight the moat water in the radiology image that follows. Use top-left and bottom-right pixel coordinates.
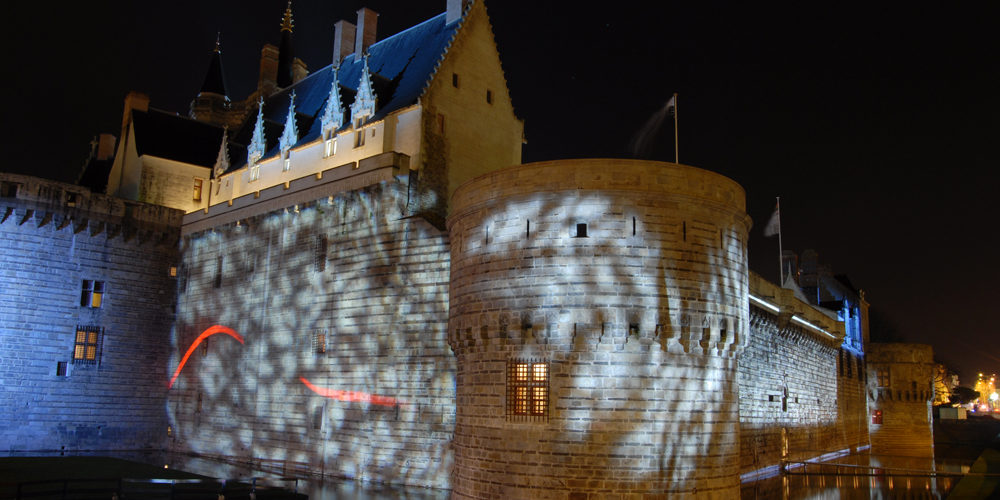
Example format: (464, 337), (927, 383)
(4, 450), (982, 499)
(163, 450), (977, 499)
(741, 453), (974, 499)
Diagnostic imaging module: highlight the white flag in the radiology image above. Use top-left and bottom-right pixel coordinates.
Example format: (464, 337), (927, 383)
(665, 95), (676, 114)
(763, 204), (780, 237)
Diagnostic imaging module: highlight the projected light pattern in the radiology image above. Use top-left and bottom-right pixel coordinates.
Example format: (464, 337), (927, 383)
(299, 377), (402, 407)
(168, 325), (244, 389)
(447, 159), (750, 497)
(168, 181), (455, 490)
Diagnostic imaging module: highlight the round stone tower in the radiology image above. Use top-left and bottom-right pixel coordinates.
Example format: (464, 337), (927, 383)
(447, 159), (751, 499)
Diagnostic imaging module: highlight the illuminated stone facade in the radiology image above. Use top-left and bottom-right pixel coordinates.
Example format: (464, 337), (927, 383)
(866, 343), (935, 458)
(447, 159), (751, 497)
(170, 170), (455, 488)
(0, 172), (182, 452)
(740, 273), (867, 479)
(1, 0), (947, 496)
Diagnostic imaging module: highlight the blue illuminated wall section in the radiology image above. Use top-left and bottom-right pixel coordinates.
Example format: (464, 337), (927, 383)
(0, 173), (181, 452)
(168, 178), (454, 489)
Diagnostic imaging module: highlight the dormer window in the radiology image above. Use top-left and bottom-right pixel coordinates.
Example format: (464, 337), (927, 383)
(249, 160), (261, 182)
(278, 91), (299, 170)
(247, 97), (266, 175)
(349, 55), (377, 130)
(355, 127), (366, 148)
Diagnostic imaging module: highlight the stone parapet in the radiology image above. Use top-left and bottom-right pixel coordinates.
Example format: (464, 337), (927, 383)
(0, 172), (182, 245)
(182, 151), (411, 235)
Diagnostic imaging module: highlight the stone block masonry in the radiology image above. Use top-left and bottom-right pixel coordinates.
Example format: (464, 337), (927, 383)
(447, 159), (751, 499)
(169, 177), (455, 489)
(0, 173), (182, 452)
(739, 273), (866, 477)
(867, 343), (934, 457)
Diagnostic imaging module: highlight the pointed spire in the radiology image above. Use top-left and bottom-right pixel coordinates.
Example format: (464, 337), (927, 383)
(199, 33), (229, 98)
(279, 91), (299, 155)
(277, 1), (295, 87)
(321, 67), (344, 137)
(247, 97), (266, 166)
(280, 1), (294, 32)
(214, 126), (230, 178)
(350, 54), (377, 125)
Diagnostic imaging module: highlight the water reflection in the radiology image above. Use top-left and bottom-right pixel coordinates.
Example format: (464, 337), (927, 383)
(162, 453), (448, 500)
(741, 454), (970, 499)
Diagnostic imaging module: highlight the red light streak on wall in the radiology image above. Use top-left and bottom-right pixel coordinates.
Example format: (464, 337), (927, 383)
(168, 325), (245, 389)
(299, 377), (402, 407)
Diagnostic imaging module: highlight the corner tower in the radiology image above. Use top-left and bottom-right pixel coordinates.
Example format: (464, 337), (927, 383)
(447, 159), (751, 498)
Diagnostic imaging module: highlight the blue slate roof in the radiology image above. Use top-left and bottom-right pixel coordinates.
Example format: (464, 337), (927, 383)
(229, 11), (460, 170)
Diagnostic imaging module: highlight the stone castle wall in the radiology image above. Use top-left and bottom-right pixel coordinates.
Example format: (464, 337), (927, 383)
(447, 159), (751, 498)
(739, 274), (868, 478)
(867, 343), (934, 457)
(0, 173), (182, 452)
(168, 175), (455, 489)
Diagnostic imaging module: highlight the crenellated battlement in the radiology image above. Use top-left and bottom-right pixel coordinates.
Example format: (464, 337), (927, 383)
(0, 172), (182, 245)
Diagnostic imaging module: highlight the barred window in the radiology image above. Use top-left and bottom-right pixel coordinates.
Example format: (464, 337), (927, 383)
(313, 331), (327, 354)
(80, 280), (105, 308)
(507, 359), (549, 421)
(73, 326), (103, 365)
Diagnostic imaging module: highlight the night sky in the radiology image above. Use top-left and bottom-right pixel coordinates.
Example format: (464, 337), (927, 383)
(4, 1), (998, 384)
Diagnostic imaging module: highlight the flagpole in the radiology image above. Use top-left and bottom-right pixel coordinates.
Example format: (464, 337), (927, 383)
(776, 197), (783, 284)
(673, 92), (679, 164)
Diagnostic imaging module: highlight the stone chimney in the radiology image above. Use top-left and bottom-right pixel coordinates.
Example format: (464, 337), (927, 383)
(446, 0), (472, 24)
(333, 20), (357, 64)
(354, 8), (378, 57)
(122, 91), (149, 129)
(258, 44), (280, 95)
(96, 134), (116, 161)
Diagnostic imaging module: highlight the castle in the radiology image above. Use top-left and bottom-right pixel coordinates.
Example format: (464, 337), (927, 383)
(0, 1), (936, 498)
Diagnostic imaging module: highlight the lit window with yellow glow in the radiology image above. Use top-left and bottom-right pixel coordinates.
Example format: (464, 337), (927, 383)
(507, 359), (549, 421)
(80, 280), (104, 308)
(73, 326), (102, 365)
(877, 369), (890, 388)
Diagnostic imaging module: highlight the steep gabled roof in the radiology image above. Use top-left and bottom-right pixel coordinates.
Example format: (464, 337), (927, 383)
(225, 11), (461, 170)
(132, 109), (224, 168)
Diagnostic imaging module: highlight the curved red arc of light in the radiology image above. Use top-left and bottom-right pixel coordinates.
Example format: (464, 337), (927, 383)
(299, 377), (402, 407)
(168, 325), (244, 389)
